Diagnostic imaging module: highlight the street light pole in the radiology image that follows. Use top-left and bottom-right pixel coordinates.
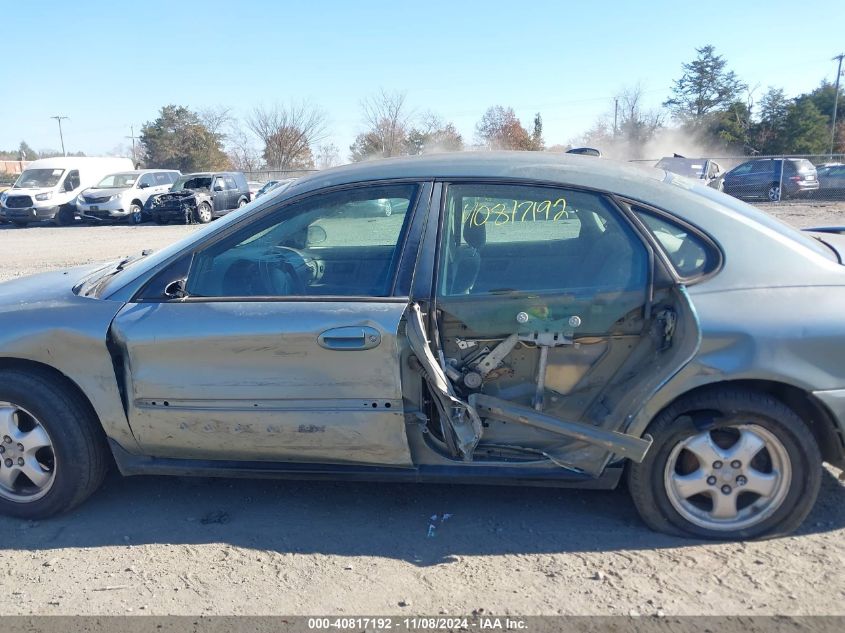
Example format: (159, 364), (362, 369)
(50, 115), (69, 156)
(831, 54), (844, 157)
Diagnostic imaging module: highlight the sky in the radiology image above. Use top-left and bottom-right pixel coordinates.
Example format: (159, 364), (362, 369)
(2, 0), (844, 161)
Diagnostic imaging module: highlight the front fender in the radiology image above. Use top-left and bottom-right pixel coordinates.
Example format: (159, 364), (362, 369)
(0, 266), (139, 451)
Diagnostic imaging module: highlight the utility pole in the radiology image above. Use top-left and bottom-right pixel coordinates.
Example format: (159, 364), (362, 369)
(613, 98), (619, 138)
(50, 115), (69, 156)
(831, 53), (844, 157)
(125, 125), (140, 167)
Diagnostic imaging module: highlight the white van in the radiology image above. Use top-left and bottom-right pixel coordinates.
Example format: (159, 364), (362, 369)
(0, 157), (134, 226)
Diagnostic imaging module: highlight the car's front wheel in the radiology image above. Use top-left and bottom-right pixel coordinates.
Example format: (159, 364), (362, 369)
(0, 368), (108, 518)
(195, 202), (213, 224)
(627, 388), (821, 540)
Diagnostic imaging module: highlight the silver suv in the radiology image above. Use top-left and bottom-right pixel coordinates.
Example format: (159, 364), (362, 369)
(76, 169), (180, 224)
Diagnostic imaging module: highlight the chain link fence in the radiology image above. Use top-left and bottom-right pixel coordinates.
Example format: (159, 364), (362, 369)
(244, 169), (318, 183)
(633, 154), (845, 204)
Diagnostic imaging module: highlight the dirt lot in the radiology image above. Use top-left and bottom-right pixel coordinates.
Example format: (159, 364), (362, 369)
(0, 205), (844, 617)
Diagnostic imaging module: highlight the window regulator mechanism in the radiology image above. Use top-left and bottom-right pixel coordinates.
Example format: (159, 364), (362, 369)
(452, 311), (582, 411)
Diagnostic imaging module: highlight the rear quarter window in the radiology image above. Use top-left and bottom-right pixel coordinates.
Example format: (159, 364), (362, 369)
(632, 206), (720, 279)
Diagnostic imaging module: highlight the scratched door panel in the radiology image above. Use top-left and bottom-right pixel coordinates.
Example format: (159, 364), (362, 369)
(110, 300), (413, 466)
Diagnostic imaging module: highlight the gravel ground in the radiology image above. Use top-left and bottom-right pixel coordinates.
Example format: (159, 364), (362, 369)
(0, 207), (844, 617)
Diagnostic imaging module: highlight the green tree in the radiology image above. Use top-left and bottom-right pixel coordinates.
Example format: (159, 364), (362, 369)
(140, 105), (229, 172)
(664, 45), (747, 124)
(705, 101), (752, 151)
(18, 141), (38, 161)
(531, 113), (544, 150)
(752, 87), (790, 154)
(781, 99), (830, 154)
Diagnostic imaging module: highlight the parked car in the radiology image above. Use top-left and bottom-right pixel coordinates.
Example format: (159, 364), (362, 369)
(1, 152), (844, 540)
(817, 164), (845, 199)
(721, 158), (819, 201)
(146, 171), (250, 224)
(655, 156), (723, 189)
(76, 169), (180, 224)
(255, 179), (296, 199)
(247, 181), (263, 201)
(0, 157), (134, 226)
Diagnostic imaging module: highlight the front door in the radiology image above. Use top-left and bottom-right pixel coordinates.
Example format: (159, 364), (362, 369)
(110, 182), (426, 466)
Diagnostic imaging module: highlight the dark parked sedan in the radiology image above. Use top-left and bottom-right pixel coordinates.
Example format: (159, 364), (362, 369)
(0, 153), (844, 540)
(721, 157), (818, 201)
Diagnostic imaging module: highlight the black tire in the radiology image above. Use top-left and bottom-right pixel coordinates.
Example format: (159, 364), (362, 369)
(129, 202), (145, 225)
(56, 204), (76, 226)
(237, 198), (247, 208)
(195, 202), (213, 224)
(627, 388), (822, 540)
(0, 368), (108, 518)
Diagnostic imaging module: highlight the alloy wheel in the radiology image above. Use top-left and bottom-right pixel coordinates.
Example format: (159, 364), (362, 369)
(0, 403), (56, 503)
(664, 424), (791, 532)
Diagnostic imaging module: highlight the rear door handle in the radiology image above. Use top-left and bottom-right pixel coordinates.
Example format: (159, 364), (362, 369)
(317, 326), (381, 350)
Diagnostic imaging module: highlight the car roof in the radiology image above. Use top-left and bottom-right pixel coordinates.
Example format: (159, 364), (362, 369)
(285, 151), (665, 197)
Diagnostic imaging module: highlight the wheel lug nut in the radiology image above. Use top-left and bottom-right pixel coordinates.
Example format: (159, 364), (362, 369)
(16, 457), (23, 466)
(736, 475), (747, 486)
(2, 435), (11, 444)
(0, 446), (4, 454)
(721, 485), (732, 495)
(706, 476), (717, 485)
(731, 460), (741, 469)
(713, 461), (723, 469)
(16, 443), (23, 451)
(3, 458), (11, 467)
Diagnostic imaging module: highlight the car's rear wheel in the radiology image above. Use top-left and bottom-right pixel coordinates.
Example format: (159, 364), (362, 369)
(195, 202), (213, 224)
(237, 198), (247, 208)
(129, 203), (144, 225)
(627, 388), (821, 540)
(0, 369), (108, 518)
(767, 183), (782, 202)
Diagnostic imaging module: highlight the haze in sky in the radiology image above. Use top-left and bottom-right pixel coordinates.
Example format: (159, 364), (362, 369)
(2, 0), (843, 160)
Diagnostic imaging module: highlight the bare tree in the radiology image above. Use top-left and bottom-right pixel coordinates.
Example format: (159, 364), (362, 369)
(198, 106), (233, 140)
(247, 102), (327, 170)
(616, 84), (664, 149)
(350, 90), (411, 161)
(315, 143), (341, 170)
(226, 122), (263, 172)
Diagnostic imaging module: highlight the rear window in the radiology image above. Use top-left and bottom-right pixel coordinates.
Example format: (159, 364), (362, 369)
(794, 159), (816, 172)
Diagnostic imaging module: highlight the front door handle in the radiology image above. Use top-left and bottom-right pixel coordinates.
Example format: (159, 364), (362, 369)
(317, 326), (381, 350)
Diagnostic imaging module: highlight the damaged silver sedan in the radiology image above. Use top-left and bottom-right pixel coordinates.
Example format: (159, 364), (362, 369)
(1, 152), (844, 540)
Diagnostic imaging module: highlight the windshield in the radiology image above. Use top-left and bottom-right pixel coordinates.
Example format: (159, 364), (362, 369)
(172, 175), (212, 191)
(14, 168), (65, 189)
(95, 172), (138, 189)
(656, 158), (705, 179)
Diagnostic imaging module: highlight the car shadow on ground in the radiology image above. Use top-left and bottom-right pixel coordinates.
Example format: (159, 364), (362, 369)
(1, 468), (843, 565)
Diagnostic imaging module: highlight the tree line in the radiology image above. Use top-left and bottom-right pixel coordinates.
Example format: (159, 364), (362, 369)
(3, 45), (843, 174)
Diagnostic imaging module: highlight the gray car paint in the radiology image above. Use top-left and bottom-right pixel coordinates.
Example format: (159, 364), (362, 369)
(0, 152), (844, 480)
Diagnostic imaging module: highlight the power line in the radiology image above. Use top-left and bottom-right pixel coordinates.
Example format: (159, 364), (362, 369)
(50, 115), (69, 156)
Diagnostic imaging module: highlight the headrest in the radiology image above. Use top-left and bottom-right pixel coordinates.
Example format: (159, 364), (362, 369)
(463, 213), (486, 249)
